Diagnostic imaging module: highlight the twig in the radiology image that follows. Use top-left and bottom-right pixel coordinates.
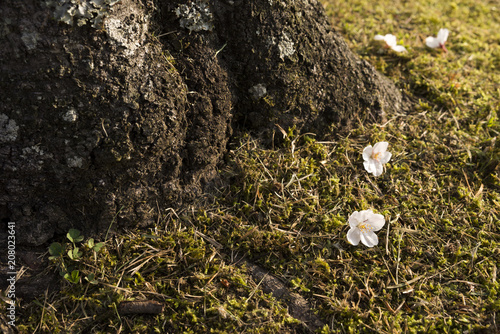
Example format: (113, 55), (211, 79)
(118, 300), (164, 315)
(386, 274), (425, 289)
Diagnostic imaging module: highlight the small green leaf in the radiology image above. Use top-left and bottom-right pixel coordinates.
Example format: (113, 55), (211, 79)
(93, 242), (104, 253)
(75, 247), (82, 259)
(71, 270), (79, 281)
(67, 247), (82, 260)
(48, 242), (63, 257)
(85, 273), (97, 284)
(67, 229), (84, 243)
(87, 238), (95, 248)
(64, 270), (80, 284)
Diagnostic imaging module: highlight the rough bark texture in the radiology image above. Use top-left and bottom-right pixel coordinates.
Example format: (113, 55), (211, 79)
(0, 0), (403, 246)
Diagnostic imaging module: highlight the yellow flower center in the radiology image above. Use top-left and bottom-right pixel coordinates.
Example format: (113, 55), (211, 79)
(358, 221), (374, 233)
(371, 152), (381, 161)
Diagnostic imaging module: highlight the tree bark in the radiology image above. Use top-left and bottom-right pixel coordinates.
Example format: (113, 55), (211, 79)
(0, 0), (404, 246)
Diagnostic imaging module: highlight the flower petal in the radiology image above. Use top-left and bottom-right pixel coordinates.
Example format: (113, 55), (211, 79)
(379, 151), (392, 164)
(347, 227), (361, 246)
(362, 146), (373, 161)
(360, 232), (379, 247)
(426, 36), (440, 48)
(356, 210), (367, 222)
(384, 34), (397, 47)
(359, 210), (373, 222)
(348, 211), (361, 227)
(373, 142), (389, 154)
(391, 45), (407, 53)
(373, 161), (384, 176)
(437, 28), (449, 43)
(374, 35), (385, 41)
(368, 213), (385, 231)
(363, 160), (376, 174)
(360, 209), (374, 217)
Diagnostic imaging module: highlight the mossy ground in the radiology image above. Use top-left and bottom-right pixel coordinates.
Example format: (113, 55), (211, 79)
(3, 0), (499, 332)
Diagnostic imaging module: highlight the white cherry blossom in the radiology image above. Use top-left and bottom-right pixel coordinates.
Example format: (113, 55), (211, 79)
(374, 34), (407, 53)
(363, 142), (392, 177)
(347, 209), (386, 247)
(426, 29), (449, 52)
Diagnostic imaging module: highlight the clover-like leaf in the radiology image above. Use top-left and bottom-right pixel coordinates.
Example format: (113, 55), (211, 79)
(48, 242), (63, 258)
(92, 242), (104, 253)
(67, 247), (82, 260)
(67, 228), (84, 244)
(85, 273), (97, 285)
(64, 270), (80, 284)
